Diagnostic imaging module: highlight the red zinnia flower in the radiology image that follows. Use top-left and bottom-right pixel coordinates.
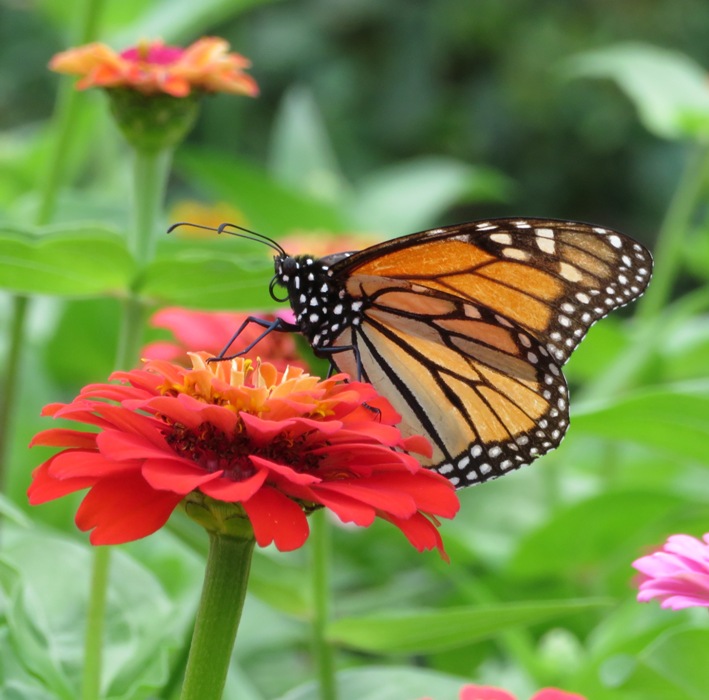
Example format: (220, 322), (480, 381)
(49, 37), (258, 97)
(29, 355), (458, 555)
(143, 306), (304, 371)
(633, 533), (709, 609)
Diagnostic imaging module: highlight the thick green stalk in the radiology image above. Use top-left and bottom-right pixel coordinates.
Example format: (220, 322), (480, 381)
(130, 148), (173, 263)
(81, 546), (111, 700)
(0, 296), (29, 494)
(180, 533), (255, 700)
(310, 510), (337, 700)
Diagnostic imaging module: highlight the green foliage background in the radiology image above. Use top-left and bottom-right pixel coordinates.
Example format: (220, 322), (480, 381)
(2, 1), (709, 699)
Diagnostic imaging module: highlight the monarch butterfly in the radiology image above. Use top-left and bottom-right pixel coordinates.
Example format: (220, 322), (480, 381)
(171, 218), (652, 488)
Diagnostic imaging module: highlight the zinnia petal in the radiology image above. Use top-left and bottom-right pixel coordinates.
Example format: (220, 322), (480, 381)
(75, 473), (183, 544)
(241, 486), (310, 551)
(633, 533), (709, 609)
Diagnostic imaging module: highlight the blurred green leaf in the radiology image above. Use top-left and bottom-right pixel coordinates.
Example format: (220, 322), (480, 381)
(328, 598), (608, 654)
(278, 666), (468, 700)
(350, 157), (512, 236)
(141, 248), (276, 310)
(249, 553), (310, 617)
(573, 383), (709, 464)
(0, 225), (134, 296)
(0, 527), (195, 700)
(510, 491), (687, 579)
(565, 43), (709, 140)
(176, 150), (347, 236)
(43, 298), (119, 386)
(565, 319), (630, 384)
(269, 85), (348, 203)
(637, 627), (709, 700)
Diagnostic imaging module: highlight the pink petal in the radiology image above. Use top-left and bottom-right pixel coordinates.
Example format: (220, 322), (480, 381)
(532, 690), (586, 700)
(460, 685), (517, 700)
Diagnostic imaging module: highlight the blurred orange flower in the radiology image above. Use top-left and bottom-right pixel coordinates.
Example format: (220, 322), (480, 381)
(50, 37), (258, 97)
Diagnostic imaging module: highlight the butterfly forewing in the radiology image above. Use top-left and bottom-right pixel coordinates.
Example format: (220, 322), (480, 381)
(337, 218), (653, 365)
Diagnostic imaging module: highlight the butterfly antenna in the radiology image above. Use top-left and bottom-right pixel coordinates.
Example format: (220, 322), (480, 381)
(217, 222), (286, 256)
(168, 221), (286, 256)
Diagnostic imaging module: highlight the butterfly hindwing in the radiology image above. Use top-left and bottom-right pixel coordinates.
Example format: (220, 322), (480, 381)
(329, 279), (569, 486)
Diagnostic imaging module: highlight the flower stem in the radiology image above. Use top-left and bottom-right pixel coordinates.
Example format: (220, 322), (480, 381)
(310, 510), (337, 700)
(79, 144), (172, 700)
(0, 296), (29, 495)
(81, 546), (111, 700)
(180, 533), (255, 700)
(130, 147), (172, 263)
(581, 143), (709, 403)
(0, 0), (108, 494)
(635, 143), (709, 323)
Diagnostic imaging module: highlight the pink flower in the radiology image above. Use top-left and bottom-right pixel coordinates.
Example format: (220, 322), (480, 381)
(420, 686), (585, 700)
(633, 533), (709, 609)
(29, 355), (459, 555)
(143, 307), (303, 371)
(460, 687), (585, 700)
(421, 685), (586, 700)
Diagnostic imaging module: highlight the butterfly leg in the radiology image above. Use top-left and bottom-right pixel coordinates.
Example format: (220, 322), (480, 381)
(212, 316), (299, 361)
(314, 343), (363, 380)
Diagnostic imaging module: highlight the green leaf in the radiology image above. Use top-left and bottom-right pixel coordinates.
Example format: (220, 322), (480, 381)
(573, 383), (709, 465)
(510, 491), (689, 580)
(249, 553), (310, 617)
(327, 598), (608, 654)
(0, 225), (134, 296)
(0, 527), (197, 699)
(565, 42), (709, 140)
(269, 85), (348, 203)
(278, 666), (467, 700)
(141, 249), (276, 310)
(176, 149), (347, 237)
(350, 156), (512, 236)
(637, 627), (709, 700)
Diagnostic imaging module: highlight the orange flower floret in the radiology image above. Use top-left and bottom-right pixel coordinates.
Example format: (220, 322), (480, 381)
(29, 354), (458, 556)
(50, 37), (258, 97)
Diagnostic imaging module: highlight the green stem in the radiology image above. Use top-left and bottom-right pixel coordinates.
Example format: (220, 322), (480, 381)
(79, 144), (173, 700)
(37, 0), (107, 225)
(131, 148), (173, 263)
(310, 510), (337, 700)
(581, 143), (709, 403)
(0, 296), (29, 495)
(180, 533), (255, 700)
(636, 143), (709, 323)
(0, 0), (108, 495)
(81, 546), (111, 700)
